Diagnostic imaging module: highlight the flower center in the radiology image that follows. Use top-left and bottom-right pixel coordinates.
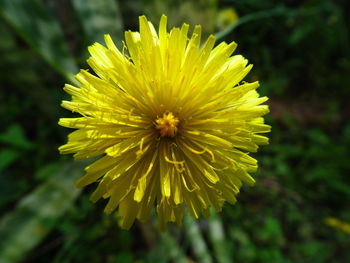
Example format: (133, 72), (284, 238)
(155, 112), (179, 137)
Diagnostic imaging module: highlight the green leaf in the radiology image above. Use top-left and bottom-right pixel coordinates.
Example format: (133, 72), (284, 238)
(35, 161), (61, 180)
(0, 161), (85, 263)
(0, 149), (20, 171)
(71, 0), (124, 45)
(0, 124), (34, 150)
(0, 0), (78, 80)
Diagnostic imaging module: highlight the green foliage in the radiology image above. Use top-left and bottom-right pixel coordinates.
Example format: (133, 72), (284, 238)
(0, 0), (349, 262)
(0, 0), (78, 81)
(72, 0), (124, 45)
(0, 124), (34, 174)
(223, 0), (350, 99)
(0, 162), (84, 263)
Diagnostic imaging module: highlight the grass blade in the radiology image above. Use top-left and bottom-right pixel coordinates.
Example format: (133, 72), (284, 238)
(0, 0), (78, 81)
(0, 161), (85, 263)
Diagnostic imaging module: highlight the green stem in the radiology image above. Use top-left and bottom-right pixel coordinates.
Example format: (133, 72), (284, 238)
(214, 6), (296, 40)
(208, 210), (232, 263)
(184, 216), (213, 263)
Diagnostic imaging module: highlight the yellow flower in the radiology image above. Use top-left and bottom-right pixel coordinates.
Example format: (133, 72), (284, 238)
(59, 15), (270, 230)
(325, 217), (350, 235)
(216, 8), (239, 31)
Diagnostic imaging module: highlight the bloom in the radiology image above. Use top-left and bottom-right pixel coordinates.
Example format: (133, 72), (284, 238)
(59, 15), (270, 230)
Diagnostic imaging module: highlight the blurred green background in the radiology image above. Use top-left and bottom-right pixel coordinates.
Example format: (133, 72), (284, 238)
(1, 0), (350, 262)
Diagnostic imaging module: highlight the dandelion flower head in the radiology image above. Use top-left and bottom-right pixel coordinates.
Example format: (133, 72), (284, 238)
(59, 15), (271, 230)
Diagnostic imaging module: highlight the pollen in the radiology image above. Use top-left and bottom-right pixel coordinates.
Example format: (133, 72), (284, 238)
(155, 112), (179, 137)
